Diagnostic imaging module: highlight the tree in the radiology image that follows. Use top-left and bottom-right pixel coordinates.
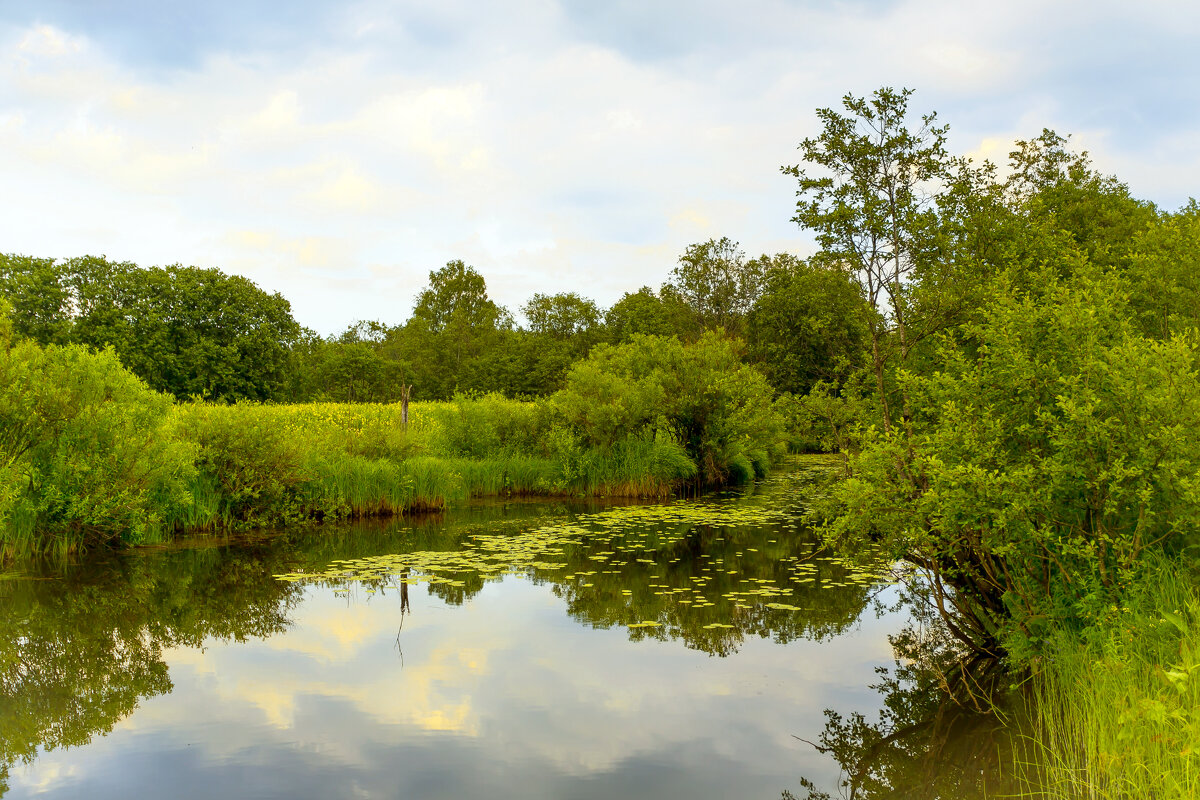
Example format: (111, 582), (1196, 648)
(1126, 200), (1200, 339)
(408, 260), (507, 395)
(1005, 129), (1157, 269)
(411, 259), (503, 334)
(0, 254), (72, 345)
(783, 87), (953, 433)
(745, 253), (871, 396)
(521, 292), (600, 339)
(666, 237), (764, 334)
(605, 286), (700, 344)
(0, 254), (302, 401)
(826, 263), (1200, 660)
(0, 321), (198, 553)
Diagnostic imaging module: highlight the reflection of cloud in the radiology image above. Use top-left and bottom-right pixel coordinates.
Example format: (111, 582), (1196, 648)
(12, 577), (890, 797)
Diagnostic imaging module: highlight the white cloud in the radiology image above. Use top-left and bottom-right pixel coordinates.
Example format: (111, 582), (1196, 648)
(0, 3), (1196, 333)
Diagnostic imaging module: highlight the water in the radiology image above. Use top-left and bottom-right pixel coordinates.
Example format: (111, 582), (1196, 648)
(0, 462), (1014, 799)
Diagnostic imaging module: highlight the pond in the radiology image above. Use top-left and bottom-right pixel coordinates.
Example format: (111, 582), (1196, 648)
(0, 458), (1019, 799)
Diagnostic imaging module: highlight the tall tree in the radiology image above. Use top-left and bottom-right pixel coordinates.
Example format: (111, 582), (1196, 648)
(521, 292), (600, 339)
(666, 237), (764, 335)
(405, 260), (507, 398)
(411, 260), (503, 334)
(783, 87), (952, 433)
(1005, 129), (1157, 269)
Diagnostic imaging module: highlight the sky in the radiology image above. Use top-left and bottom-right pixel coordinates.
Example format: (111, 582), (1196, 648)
(1, 0), (1197, 335)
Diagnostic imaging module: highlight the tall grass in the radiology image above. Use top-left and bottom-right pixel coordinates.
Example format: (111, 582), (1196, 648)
(1016, 555), (1200, 799)
(160, 395), (710, 533)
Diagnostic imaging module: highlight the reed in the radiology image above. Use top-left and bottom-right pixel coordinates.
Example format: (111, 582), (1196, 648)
(1014, 556), (1200, 799)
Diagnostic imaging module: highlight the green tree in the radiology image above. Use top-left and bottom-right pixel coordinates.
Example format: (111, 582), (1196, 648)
(745, 253), (871, 395)
(0, 254), (72, 345)
(783, 87), (953, 433)
(522, 292), (600, 339)
(0, 254), (302, 401)
(511, 292), (604, 395)
(666, 237), (765, 334)
(411, 259), (503, 335)
(1005, 129), (1157, 269)
(605, 286), (700, 344)
(407, 260), (508, 397)
(826, 263), (1200, 659)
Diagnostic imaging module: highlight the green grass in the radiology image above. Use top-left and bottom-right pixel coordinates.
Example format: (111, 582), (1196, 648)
(1015, 555), (1200, 799)
(155, 399), (714, 532)
(3, 391), (780, 557)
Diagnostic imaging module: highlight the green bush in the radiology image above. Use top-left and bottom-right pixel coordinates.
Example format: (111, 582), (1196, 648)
(425, 392), (553, 459)
(555, 331), (786, 486)
(173, 403), (311, 525)
(0, 331), (197, 557)
(826, 264), (1200, 660)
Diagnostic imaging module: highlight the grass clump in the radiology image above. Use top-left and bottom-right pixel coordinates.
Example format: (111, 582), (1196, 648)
(1019, 556), (1200, 799)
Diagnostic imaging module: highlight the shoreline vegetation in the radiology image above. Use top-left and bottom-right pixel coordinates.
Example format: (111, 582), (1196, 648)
(0, 324), (786, 562)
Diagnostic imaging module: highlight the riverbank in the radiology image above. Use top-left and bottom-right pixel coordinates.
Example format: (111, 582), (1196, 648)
(1015, 554), (1200, 799)
(168, 397), (708, 530)
(0, 329), (787, 560)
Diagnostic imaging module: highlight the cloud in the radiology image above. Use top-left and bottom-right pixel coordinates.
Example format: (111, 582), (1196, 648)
(0, 3), (1196, 333)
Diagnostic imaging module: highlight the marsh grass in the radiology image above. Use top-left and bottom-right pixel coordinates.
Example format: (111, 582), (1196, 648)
(4, 383), (781, 557)
(159, 397), (711, 533)
(1015, 557), (1200, 799)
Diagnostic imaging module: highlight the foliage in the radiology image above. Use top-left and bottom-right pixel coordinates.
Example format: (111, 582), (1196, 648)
(825, 264), (1200, 660)
(666, 237), (765, 335)
(411, 259), (506, 335)
(605, 285), (700, 344)
(1125, 199), (1200, 339)
(0, 254), (72, 345)
(1005, 129), (1158, 269)
(556, 332), (786, 485)
(0, 324), (197, 557)
(522, 291), (601, 339)
(746, 254), (871, 395)
(0, 253), (301, 401)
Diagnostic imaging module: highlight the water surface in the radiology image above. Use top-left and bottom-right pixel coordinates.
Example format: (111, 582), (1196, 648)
(0, 462), (1012, 798)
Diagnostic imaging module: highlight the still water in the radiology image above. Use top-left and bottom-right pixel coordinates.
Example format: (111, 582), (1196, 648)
(0, 460), (1012, 799)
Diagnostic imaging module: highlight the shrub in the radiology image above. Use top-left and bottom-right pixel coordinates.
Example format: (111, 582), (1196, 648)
(555, 332), (786, 486)
(0, 335), (196, 556)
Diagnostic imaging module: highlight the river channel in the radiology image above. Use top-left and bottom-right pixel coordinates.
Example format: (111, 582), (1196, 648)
(0, 458), (1017, 798)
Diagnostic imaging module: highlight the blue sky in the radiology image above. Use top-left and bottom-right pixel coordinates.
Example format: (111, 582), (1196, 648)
(1, 0), (1197, 334)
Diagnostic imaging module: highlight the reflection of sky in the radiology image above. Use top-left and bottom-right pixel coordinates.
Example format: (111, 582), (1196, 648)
(8, 578), (898, 799)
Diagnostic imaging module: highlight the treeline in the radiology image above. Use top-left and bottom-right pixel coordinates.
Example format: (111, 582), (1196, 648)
(0, 242), (868, 405)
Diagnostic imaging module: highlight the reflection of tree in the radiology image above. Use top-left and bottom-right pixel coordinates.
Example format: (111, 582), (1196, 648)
(542, 522), (870, 657)
(787, 581), (1023, 800)
(0, 547), (302, 795)
(313, 460), (870, 658)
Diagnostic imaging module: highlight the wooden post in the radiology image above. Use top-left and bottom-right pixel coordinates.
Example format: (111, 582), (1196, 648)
(400, 384), (411, 429)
